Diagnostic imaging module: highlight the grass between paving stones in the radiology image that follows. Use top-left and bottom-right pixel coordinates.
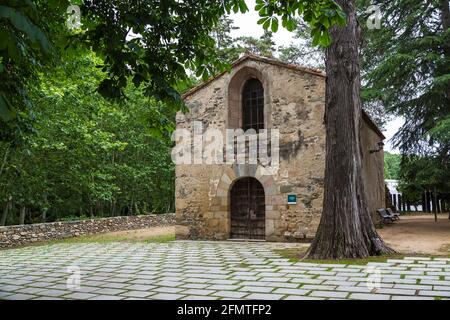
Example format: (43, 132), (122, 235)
(61, 234), (175, 243)
(236, 263), (251, 268)
(62, 233), (176, 244)
(273, 248), (450, 265)
(5, 233), (175, 250)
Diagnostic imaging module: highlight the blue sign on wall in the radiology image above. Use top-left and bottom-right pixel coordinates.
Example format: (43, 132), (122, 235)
(287, 194), (297, 204)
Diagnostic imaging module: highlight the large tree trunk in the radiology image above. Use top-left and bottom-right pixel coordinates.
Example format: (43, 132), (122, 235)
(306, 0), (394, 259)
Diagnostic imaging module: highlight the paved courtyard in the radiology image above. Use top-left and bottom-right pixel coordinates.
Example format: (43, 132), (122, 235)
(1, 241), (449, 300)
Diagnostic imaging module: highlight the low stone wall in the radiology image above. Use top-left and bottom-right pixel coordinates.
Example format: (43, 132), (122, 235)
(0, 214), (176, 249)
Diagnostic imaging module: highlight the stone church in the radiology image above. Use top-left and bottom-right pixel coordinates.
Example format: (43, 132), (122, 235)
(175, 53), (385, 242)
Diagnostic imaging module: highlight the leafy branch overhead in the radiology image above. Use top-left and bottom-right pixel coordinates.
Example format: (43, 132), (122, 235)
(79, 0), (250, 107)
(1, 0), (347, 139)
(79, 0), (345, 108)
(361, 0), (450, 158)
(0, 0), (71, 140)
(0, 0), (53, 129)
(255, 0), (346, 47)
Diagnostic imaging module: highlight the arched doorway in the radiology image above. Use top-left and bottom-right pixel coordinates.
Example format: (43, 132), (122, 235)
(230, 177), (265, 239)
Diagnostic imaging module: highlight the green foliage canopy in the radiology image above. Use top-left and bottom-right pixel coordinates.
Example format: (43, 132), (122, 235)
(0, 0), (349, 226)
(384, 151), (401, 179)
(1, 0), (346, 141)
(0, 50), (175, 225)
(361, 0), (450, 157)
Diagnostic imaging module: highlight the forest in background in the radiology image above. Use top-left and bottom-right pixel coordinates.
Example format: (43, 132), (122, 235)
(1, 0), (448, 226)
(0, 50), (176, 224)
(0, 4), (326, 226)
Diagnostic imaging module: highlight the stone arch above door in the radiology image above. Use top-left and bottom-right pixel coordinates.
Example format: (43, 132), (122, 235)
(215, 164), (278, 198)
(213, 164), (279, 240)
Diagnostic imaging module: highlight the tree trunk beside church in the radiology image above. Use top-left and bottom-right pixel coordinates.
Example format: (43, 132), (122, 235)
(306, 0), (394, 259)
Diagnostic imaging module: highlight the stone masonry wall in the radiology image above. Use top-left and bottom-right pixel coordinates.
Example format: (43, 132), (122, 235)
(175, 55), (386, 242)
(0, 214), (175, 248)
(176, 58), (327, 242)
(361, 120), (386, 223)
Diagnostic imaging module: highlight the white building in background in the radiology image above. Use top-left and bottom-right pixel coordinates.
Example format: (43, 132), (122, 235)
(385, 179), (423, 212)
(386, 179), (401, 197)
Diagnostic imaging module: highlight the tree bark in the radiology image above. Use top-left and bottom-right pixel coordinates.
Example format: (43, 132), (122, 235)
(433, 187), (438, 222)
(135, 202), (140, 215)
(112, 200), (116, 216)
(0, 143), (11, 177)
(436, 194), (441, 213)
(1, 198), (12, 226)
(306, 0), (394, 259)
(443, 0), (450, 35)
(19, 206), (26, 225)
(422, 192), (426, 212)
(42, 193), (48, 222)
(1, 203), (8, 226)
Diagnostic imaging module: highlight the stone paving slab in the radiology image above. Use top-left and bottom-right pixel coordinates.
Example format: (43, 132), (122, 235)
(0, 241), (449, 300)
(349, 293), (391, 300)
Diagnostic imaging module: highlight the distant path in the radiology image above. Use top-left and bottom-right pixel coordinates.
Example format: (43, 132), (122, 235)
(378, 214), (450, 255)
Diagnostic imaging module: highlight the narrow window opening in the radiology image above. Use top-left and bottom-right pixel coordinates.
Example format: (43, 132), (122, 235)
(242, 78), (264, 131)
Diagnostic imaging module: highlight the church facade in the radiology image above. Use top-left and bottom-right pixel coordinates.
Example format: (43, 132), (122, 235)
(174, 54), (385, 242)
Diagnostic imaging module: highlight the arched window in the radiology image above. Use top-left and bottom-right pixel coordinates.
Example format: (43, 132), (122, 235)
(242, 78), (264, 131)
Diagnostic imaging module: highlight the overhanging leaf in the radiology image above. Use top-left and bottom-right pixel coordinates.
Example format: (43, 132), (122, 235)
(0, 5), (51, 55)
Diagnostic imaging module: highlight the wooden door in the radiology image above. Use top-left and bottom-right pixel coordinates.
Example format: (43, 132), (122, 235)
(230, 177), (265, 239)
